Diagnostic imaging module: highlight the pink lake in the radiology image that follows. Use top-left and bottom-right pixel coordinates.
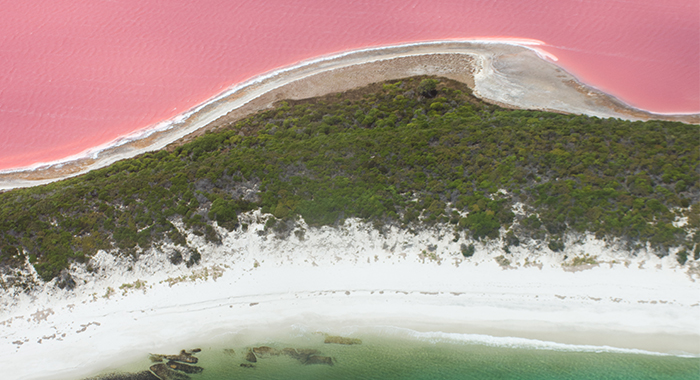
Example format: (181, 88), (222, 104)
(0, 0), (698, 171)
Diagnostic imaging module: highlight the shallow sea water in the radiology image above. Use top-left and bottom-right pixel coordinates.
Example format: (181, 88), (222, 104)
(89, 327), (700, 380)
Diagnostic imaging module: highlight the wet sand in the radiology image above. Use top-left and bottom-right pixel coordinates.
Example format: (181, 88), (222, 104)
(0, 40), (697, 191)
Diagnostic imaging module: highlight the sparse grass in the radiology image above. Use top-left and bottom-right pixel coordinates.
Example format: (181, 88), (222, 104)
(495, 255), (511, 267)
(103, 287), (115, 299)
(420, 250), (440, 262)
(324, 335), (362, 345)
(162, 266), (225, 287)
(567, 253), (598, 266)
(119, 279), (147, 295)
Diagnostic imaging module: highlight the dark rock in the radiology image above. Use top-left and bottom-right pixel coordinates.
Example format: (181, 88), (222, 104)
(239, 363), (255, 368)
(281, 347), (300, 360)
(133, 371), (161, 380)
(151, 350), (199, 364)
(149, 364), (190, 380)
(164, 350), (198, 364)
(282, 348), (321, 363)
(245, 350), (257, 363)
(166, 361), (203, 374)
(83, 371), (160, 380)
(296, 348), (321, 356)
(252, 346), (280, 356)
(304, 356), (334, 366)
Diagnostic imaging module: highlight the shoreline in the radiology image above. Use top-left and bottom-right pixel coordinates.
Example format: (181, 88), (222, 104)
(2, 216), (698, 379)
(1, 39), (698, 191)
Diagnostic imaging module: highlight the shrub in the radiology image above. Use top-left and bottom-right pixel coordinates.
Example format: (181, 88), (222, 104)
(186, 249), (201, 268)
(548, 239), (565, 252)
(417, 79), (438, 98)
(461, 243), (475, 257)
(208, 198), (238, 230)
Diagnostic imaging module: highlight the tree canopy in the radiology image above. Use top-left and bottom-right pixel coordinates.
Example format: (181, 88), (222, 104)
(0, 76), (697, 282)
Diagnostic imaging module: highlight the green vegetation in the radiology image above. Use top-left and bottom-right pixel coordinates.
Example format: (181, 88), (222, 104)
(567, 254), (599, 266)
(417, 78), (439, 98)
(0, 76), (697, 282)
(495, 255), (511, 267)
(461, 243), (475, 258)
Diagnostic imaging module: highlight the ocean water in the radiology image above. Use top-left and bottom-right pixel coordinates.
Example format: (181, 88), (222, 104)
(1, 0), (698, 171)
(89, 327), (700, 380)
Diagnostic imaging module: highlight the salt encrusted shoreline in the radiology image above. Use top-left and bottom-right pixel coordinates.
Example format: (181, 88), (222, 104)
(1, 40), (698, 191)
(2, 212), (699, 380)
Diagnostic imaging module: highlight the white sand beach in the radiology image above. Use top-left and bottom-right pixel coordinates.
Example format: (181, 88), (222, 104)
(1, 40), (697, 191)
(2, 214), (698, 380)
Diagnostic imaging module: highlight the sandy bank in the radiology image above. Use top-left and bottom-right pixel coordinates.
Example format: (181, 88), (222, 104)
(1, 40), (697, 191)
(2, 215), (698, 380)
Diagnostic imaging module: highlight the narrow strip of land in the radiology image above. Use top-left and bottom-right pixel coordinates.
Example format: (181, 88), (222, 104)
(1, 40), (697, 191)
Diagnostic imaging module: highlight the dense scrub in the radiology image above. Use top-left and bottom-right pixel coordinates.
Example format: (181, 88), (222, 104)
(1, 77), (698, 281)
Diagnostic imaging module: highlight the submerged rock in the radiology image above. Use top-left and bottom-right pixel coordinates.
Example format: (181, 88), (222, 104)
(244, 345), (333, 366)
(280, 348), (333, 365)
(166, 361), (203, 374)
(252, 346), (280, 356)
(150, 350), (199, 364)
(239, 363), (255, 368)
(84, 371), (160, 380)
(163, 350), (198, 364)
(324, 335), (362, 345)
(133, 372), (161, 380)
(281, 348), (298, 356)
(295, 348), (321, 356)
(149, 364), (190, 380)
(282, 348), (321, 363)
(304, 355), (334, 366)
(245, 350), (257, 363)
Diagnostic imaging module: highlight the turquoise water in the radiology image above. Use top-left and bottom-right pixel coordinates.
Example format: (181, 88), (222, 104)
(89, 328), (700, 380)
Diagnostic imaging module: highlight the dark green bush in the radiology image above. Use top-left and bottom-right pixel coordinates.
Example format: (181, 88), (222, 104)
(0, 75), (696, 281)
(461, 243), (475, 257)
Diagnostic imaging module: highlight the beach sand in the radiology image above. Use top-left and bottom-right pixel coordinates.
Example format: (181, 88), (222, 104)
(1, 40), (697, 191)
(2, 215), (698, 380)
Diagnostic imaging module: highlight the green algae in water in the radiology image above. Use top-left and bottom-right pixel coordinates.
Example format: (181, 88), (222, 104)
(89, 331), (700, 380)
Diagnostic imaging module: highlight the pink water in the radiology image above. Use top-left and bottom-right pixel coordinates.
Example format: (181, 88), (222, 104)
(0, 0), (698, 171)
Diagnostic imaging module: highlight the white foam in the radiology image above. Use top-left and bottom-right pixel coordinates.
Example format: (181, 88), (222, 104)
(387, 327), (700, 358)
